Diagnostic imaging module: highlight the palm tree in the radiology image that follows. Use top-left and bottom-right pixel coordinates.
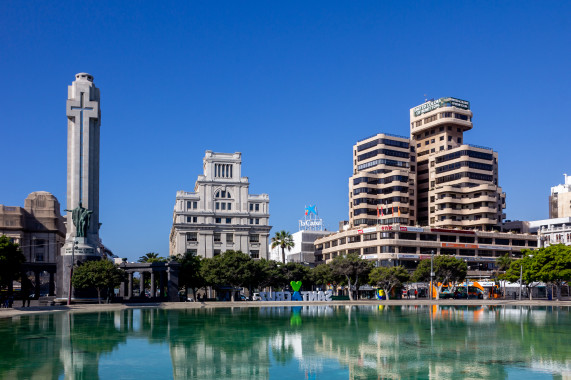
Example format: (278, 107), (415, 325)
(271, 230), (294, 264)
(138, 252), (166, 263)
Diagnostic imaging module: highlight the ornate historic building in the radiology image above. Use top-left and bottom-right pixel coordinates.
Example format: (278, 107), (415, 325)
(169, 151), (271, 259)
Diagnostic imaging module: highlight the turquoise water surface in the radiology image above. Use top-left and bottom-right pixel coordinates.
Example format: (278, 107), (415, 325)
(0, 305), (570, 379)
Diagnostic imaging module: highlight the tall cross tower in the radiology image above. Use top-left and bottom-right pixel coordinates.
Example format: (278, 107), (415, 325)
(57, 73), (102, 300)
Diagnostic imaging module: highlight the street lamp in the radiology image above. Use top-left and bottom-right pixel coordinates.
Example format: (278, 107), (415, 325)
(67, 239), (78, 306)
(430, 250), (434, 300)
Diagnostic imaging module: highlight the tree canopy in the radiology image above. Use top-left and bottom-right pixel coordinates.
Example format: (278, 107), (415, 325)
(0, 235), (25, 291)
(412, 255), (467, 298)
(369, 266), (410, 300)
(329, 253), (371, 301)
(72, 259), (125, 303)
(201, 250), (253, 302)
(174, 252), (206, 301)
(138, 252), (167, 263)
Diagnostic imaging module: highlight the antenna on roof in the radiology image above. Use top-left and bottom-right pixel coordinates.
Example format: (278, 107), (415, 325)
(424, 94), (427, 102)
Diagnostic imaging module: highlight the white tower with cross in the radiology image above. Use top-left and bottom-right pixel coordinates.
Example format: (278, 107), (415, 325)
(57, 73), (102, 300)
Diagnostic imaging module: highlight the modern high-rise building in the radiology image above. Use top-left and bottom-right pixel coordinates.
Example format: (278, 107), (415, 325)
(410, 97), (505, 230)
(349, 97), (505, 231)
(349, 133), (416, 228)
(169, 151), (271, 259)
(549, 174), (571, 219)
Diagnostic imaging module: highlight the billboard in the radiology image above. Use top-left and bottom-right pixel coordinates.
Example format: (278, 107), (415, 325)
(413, 97), (470, 116)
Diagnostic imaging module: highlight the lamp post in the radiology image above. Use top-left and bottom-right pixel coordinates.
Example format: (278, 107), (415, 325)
(67, 239), (78, 306)
(430, 250), (434, 300)
(519, 261), (523, 301)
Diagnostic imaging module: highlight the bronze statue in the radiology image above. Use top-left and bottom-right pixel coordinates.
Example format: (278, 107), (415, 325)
(65, 202), (93, 237)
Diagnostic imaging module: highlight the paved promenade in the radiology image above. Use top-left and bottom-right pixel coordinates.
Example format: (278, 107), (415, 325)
(1, 298), (570, 319)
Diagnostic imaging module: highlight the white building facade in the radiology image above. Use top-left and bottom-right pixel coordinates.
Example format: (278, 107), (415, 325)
(269, 230), (331, 265)
(549, 174), (571, 219)
(169, 151), (271, 259)
(529, 217), (571, 248)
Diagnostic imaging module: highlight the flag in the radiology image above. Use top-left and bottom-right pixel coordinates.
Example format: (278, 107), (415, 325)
(398, 206), (401, 216)
(377, 205), (380, 218)
(392, 206), (394, 217)
(380, 205), (384, 217)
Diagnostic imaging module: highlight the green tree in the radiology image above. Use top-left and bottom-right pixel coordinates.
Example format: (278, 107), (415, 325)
(311, 263), (334, 289)
(502, 251), (537, 300)
(496, 253), (513, 272)
(174, 252), (206, 301)
(201, 250), (253, 302)
(138, 252), (167, 263)
(280, 262), (311, 289)
(0, 235), (25, 292)
(412, 255), (467, 299)
(271, 230), (294, 264)
(329, 253), (372, 301)
(531, 244), (571, 301)
(72, 260), (125, 303)
(369, 266), (410, 300)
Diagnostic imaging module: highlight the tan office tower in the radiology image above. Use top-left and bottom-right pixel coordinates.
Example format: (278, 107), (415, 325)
(410, 98), (505, 230)
(349, 133), (416, 227)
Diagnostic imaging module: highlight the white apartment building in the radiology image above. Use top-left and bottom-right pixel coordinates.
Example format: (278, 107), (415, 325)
(169, 151), (271, 259)
(549, 174), (571, 218)
(529, 217), (571, 248)
(269, 229), (331, 264)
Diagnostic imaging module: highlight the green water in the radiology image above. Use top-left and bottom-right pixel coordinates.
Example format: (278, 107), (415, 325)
(0, 305), (570, 379)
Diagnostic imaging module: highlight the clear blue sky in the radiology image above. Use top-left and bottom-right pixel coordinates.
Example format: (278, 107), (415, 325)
(1, 1), (569, 262)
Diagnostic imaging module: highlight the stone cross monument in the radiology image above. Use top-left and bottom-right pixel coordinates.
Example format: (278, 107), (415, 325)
(57, 73), (102, 301)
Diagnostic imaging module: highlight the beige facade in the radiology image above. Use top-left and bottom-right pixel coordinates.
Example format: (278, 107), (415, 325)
(315, 224), (537, 275)
(349, 98), (505, 231)
(349, 133), (416, 228)
(0, 191), (66, 264)
(169, 151), (271, 259)
(549, 174), (571, 218)
(410, 98), (505, 230)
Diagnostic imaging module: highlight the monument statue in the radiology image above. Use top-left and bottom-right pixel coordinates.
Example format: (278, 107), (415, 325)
(64, 203), (93, 238)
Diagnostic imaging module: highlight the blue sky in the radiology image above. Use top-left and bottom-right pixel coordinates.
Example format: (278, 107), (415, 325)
(1, 1), (570, 261)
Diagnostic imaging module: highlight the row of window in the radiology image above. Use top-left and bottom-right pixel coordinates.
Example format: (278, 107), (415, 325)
(357, 138), (409, 152)
(353, 196), (409, 205)
(353, 185), (409, 196)
(323, 233), (536, 247)
(357, 148), (410, 162)
(353, 175), (409, 186)
(186, 216), (262, 225)
(357, 158), (409, 171)
(215, 202), (232, 210)
(354, 207), (410, 216)
(435, 149), (493, 164)
(352, 217), (409, 226)
(436, 160), (493, 174)
(436, 172), (494, 185)
(186, 232), (260, 243)
(214, 164), (233, 179)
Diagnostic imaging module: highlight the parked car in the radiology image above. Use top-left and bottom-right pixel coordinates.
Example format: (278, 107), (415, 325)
(252, 293), (261, 301)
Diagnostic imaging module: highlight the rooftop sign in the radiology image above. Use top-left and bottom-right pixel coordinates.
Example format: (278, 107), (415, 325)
(413, 97), (470, 116)
(299, 204), (323, 231)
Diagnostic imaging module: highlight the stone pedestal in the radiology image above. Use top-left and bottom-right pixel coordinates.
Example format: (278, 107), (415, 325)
(56, 237), (100, 302)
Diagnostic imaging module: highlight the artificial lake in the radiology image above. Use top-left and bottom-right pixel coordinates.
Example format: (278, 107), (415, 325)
(1, 305), (570, 379)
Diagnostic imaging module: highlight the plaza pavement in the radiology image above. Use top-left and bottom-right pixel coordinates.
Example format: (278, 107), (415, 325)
(1, 297), (570, 319)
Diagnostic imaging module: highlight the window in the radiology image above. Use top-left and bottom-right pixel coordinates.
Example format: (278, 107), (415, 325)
(221, 203), (226, 210)
(430, 148), (435, 153)
(250, 250), (259, 259)
(363, 233), (377, 241)
(448, 136), (452, 141)
(250, 234), (259, 243)
(425, 141), (429, 145)
(250, 204), (254, 211)
(439, 126), (444, 131)
(214, 250), (221, 256)
(457, 137), (462, 144)
(226, 218), (231, 224)
(255, 218), (260, 225)
(186, 216), (197, 223)
(227, 203), (232, 210)
(431, 139), (435, 143)
(188, 201), (197, 209)
(440, 146), (444, 151)
(440, 136), (444, 141)
(193, 201), (198, 209)
(185, 249), (197, 256)
(417, 143), (421, 148)
(255, 204), (260, 212)
(215, 218), (221, 224)
(249, 218), (253, 224)
(214, 233), (221, 242)
(226, 233), (233, 243)
(186, 232), (197, 242)
(215, 202), (220, 210)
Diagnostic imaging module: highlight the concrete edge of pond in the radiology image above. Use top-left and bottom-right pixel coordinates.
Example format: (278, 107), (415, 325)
(2, 298), (571, 319)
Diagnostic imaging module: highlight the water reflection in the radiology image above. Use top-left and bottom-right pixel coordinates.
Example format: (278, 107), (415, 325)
(0, 305), (569, 379)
